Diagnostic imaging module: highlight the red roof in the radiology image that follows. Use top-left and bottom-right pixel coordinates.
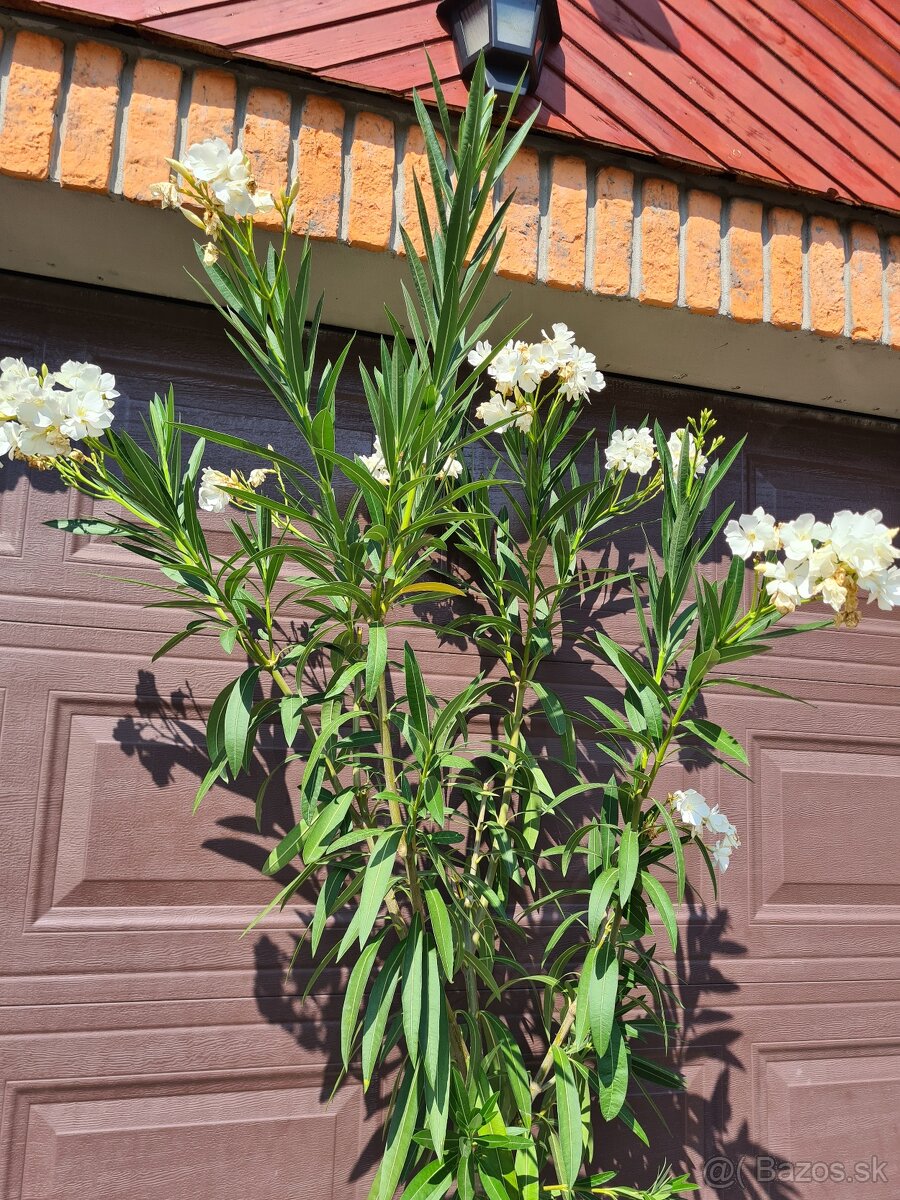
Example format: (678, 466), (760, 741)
(33, 0), (900, 213)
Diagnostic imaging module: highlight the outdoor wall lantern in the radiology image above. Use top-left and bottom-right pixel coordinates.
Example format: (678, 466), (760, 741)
(437, 0), (562, 94)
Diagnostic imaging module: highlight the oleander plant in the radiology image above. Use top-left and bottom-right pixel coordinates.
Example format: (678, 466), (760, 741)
(3, 61), (898, 1200)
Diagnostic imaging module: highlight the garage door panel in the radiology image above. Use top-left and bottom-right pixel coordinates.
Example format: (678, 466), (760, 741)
(0, 1019), (378, 1200)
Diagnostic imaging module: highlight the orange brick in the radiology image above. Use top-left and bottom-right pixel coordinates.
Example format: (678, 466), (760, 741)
(293, 94), (344, 241)
(243, 86), (292, 228)
(399, 125), (444, 257)
(0, 31), (64, 181)
(58, 41), (123, 191)
(545, 155), (587, 291)
(122, 58), (181, 202)
(346, 111), (395, 252)
(887, 236), (900, 350)
(768, 207), (803, 330)
(728, 198), (763, 323)
(639, 178), (679, 307)
(808, 215), (846, 337)
(592, 166), (633, 296)
(683, 189), (721, 315)
(184, 69), (236, 147)
(497, 146), (539, 283)
(848, 223), (883, 342)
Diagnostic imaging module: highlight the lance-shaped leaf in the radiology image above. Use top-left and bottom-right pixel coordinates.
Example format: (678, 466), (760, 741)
(641, 870), (678, 953)
(551, 1046), (583, 1191)
(341, 935), (383, 1069)
(358, 827), (403, 948)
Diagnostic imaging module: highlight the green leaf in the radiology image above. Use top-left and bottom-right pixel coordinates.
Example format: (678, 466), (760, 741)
(680, 717), (748, 764)
(362, 939), (404, 1088)
(551, 1046), (583, 1190)
(398, 1161), (453, 1200)
(341, 936), (383, 1069)
(404, 642), (430, 736)
(44, 517), (129, 536)
(374, 1063), (420, 1200)
(587, 867), (617, 940)
(481, 1013), (531, 1131)
(401, 918), (425, 1064)
(301, 787), (356, 864)
(358, 828), (402, 948)
(652, 798), (686, 903)
(223, 667), (260, 776)
(588, 940), (618, 1059)
(366, 623), (388, 703)
(424, 887), (455, 979)
(422, 946), (451, 1158)
(279, 694), (305, 745)
(151, 620), (205, 662)
(617, 825), (640, 905)
(641, 870), (678, 953)
(597, 1023), (629, 1121)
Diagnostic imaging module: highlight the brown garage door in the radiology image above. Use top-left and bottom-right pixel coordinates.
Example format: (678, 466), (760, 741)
(1, 271), (898, 1200)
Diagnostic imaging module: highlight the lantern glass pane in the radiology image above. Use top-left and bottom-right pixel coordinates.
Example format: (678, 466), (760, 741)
(494, 0), (537, 51)
(458, 0), (490, 58)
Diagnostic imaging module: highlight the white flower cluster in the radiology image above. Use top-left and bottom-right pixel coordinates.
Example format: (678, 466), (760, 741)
(725, 506), (900, 624)
(198, 466), (270, 512)
(0, 357), (117, 466)
(672, 788), (740, 872)
(469, 325), (605, 434)
(604, 425), (708, 479)
(356, 437), (463, 486)
(153, 137), (276, 264)
(164, 137), (275, 219)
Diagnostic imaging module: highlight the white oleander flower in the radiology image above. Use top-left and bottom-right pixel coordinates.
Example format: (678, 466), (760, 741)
(357, 437), (390, 485)
(829, 509), (898, 577)
(859, 566), (900, 611)
(467, 340), (492, 369)
(55, 360), (118, 403)
(667, 427), (708, 477)
(437, 456), (464, 482)
(488, 340), (542, 396)
(556, 345), (605, 401)
(202, 242), (220, 266)
(198, 467), (239, 512)
(178, 138), (274, 219)
(672, 788), (710, 832)
(16, 424), (71, 460)
(182, 137), (235, 182)
(56, 391), (115, 440)
(475, 392), (517, 433)
(725, 506), (779, 558)
(539, 322), (576, 363)
(0, 420), (21, 457)
(710, 840), (734, 872)
(528, 340), (561, 379)
(605, 426), (656, 476)
(246, 468), (271, 489)
(778, 513), (830, 561)
(0, 357), (44, 418)
(513, 402), (534, 434)
(705, 806), (738, 843)
(14, 379), (63, 432)
(761, 557), (812, 614)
